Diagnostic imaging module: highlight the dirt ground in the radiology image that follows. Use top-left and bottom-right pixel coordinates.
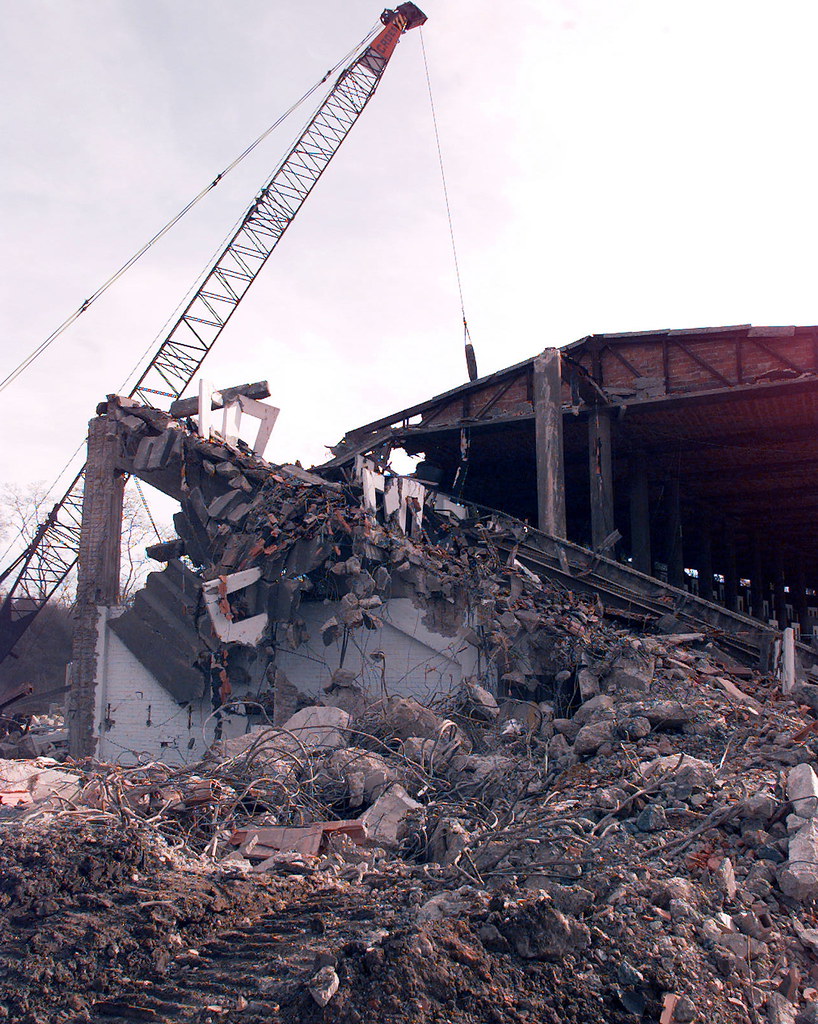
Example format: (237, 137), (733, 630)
(0, 817), (758, 1024)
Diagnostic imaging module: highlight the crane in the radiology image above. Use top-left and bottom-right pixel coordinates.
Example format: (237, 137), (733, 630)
(0, 3), (427, 664)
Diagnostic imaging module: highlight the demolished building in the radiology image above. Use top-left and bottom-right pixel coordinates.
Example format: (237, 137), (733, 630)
(67, 326), (818, 763)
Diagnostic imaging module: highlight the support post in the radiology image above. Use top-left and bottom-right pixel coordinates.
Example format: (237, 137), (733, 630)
(697, 514), (714, 603)
(751, 540), (765, 620)
(589, 407), (615, 551)
(533, 349), (566, 538)
(773, 545), (787, 628)
(724, 525), (739, 612)
(628, 451), (651, 575)
(782, 626), (797, 694)
(794, 563), (810, 638)
(666, 477), (684, 588)
(69, 415), (124, 759)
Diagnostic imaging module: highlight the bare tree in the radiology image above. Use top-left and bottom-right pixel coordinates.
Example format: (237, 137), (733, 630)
(0, 480), (168, 605)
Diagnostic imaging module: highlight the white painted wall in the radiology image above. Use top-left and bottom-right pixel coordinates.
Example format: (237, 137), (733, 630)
(274, 598), (483, 703)
(91, 597), (486, 764)
(93, 607), (215, 765)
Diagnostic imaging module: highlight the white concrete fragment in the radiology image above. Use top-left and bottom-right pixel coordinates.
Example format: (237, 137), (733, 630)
(780, 818), (818, 901)
(0, 758), (81, 806)
(201, 567), (267, 645)
(359, 783), (421, 846)
(788, 763), (818, 819)
(281, 706), (350, 752)
(309, 966), (339, 1007)
(782, 627), (797, 695)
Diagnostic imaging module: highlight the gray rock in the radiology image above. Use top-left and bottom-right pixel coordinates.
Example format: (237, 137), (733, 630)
(573, 694), (615, 726)
(617, 961), (645, 986)
(780, 818), (818, 900)
(675, 995), (697, 1023)
(605, 653), (655, 693)
(796, 1003), (818, 1024)
(767, 992), (797, 1024)
(636, 804), (668, 832)
(621, 716), (651, 741)
(789, 763), (818, 819)
(574, 721), (617, 757)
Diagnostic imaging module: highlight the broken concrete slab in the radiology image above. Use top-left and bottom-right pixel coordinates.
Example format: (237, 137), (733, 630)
(0, 758), (80, 806)
(788, 763), (818, 819)
(280, 706), (351, 752)
(359, 783), (421, 846)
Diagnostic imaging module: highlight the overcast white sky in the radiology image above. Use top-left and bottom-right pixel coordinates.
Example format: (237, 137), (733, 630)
(2, 0), (818, 525)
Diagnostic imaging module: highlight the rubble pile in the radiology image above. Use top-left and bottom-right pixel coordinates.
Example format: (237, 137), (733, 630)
(6, 400), (818, 1021)
(103, 393), (637, 716)
(0, 710), (68, 762)
(6, 634), (818, 1022)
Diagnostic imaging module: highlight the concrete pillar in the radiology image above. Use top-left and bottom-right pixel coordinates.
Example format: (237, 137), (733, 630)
(533, 349), (566, 538)
(69, 415), (124, 759)
(629, 451), (651, 575)
(723, 525), (739, 613)
(589, 407), (615, 551)
(666, 477), (684, 588)
(793, 563), (810, 637)
(751, 540), (765, 620)
(697, 515), (714, 603)
(773, 545), (787, 628)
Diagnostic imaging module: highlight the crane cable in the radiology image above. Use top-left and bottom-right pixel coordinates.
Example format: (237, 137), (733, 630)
(0, 21), (381, 398)
(419, 28), (478, 381)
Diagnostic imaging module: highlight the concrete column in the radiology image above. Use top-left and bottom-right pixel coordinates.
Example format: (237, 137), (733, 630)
(793, 563), (810, 637)
(629, 451), (651, 575)
(666, 477), (684, 588)
(697, 515), (714, 603)
(724, 525), (739, 613)
(589, 407), (615, 551)
(773, 546), (787, 628)
(69, 415), (124, 759)
(751, 540), (765, 620)
(533, 349), (566, 538)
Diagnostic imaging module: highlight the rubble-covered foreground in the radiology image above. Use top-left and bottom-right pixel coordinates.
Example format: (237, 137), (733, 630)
(6, 628), (818, 1023)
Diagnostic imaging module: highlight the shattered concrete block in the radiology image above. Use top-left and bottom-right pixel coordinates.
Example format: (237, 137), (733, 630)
(427, 817), (471, 867)
(788, 763), (818, 819)
(281, 706), (350, 752)
(402, 735), (461, 769)
(326, 747), (398, 808)
(780, 818), (818, 901)
(359, 783), (421, 846)
(309, 966), (340, 1008)
(460, 679), (499, 721)
(0, 758), (81, 806)
(573, 693), (615, 726)
(605, 653), (655, 693)
(577, 667), (600, 700)
(381, 696), (468, 748)
(573, 720), (617, 757)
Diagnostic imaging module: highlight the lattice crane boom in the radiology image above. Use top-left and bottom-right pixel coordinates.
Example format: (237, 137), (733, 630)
(0, 4), (427, 663)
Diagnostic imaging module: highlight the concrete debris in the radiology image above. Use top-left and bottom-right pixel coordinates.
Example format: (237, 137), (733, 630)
(308, 964), (340, 1007)
(13, 397), (818, 1021)
(359, 783), (422, 846)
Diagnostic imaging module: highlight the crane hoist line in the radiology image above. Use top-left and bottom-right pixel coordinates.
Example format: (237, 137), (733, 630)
(0, 3), (428, 666)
